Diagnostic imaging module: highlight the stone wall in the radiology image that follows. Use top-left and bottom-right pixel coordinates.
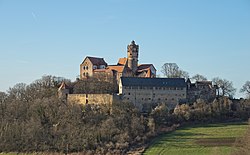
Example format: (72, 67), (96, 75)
(121, 86), (186, 111)
(68, 94), (120, 105)
(80, 58), (93, 79)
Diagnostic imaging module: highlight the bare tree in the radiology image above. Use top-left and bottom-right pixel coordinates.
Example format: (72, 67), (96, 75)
(7, 83), (27, 101)
(212, 77), (236, 97)
(34, 75), (71, 88)
(240, 81), (250, 98)
(0, 91), (7, 104)
(161, 63), (189, 79)
(191, 74), (207, 81)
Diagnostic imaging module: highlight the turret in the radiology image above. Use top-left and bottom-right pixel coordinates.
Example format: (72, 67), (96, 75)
(127, 40), (139, 74)
(58, 81), (69, 101)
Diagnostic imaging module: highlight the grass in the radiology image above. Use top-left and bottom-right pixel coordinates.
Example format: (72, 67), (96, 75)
(143, 122), (249, 155)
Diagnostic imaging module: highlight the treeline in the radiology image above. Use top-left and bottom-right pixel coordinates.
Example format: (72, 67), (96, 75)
(150, 97), (250, 129)
(0, 76), (154, 154)
(72, 76), (118, 94)
(0, 96), (153, 154)
(0, 75), (250, 154)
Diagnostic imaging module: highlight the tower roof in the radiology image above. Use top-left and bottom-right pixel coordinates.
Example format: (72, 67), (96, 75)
(131, 40), (136, 45)
(58, 81), (70, 90)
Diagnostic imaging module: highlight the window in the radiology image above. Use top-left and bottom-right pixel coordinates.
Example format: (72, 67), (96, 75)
(86, 72), (89, 77)
(83, 66), (88, 70)
(133, 86), (139, 89)
(100, 65), (105, 69)
(93, 65), (97, 69)
(128, 93), (131, 95)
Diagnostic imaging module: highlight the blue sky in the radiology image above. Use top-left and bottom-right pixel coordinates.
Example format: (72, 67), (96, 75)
(0, 0), (250, 98)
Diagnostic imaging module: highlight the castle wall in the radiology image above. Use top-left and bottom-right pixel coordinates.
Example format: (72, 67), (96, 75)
(68, 94), (120, 105)
(120, 86), (186, 111)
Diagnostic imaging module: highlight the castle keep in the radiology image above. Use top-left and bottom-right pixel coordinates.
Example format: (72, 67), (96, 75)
(59, 41), (217, 111)
(79, 41), (156, 82)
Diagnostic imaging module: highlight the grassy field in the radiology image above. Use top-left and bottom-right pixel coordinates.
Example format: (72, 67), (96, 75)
(143, 122), (248, 155)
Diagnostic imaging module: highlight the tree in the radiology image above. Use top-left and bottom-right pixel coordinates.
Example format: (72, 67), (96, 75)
(73, 76), (118, 94)
(7, 83), (27, 101)
(191, 74), (207, 81)
(240, 81), (250, 98)
(33, 75), (71, 88)
(161, 63), (189, 79)
(0, 91), (7, 104)
(212, 77), (236, 97)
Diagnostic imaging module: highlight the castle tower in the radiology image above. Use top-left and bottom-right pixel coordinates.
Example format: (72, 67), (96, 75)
(127, 40), (139, 74)
(58, 81), (69, 101)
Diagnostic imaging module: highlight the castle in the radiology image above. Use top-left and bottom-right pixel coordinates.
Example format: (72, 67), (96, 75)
(79, 40), (156, 82)
(58, 41), (216, 111)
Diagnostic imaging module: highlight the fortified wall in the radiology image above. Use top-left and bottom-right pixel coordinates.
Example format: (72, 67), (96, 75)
(67, 94), (121, 105)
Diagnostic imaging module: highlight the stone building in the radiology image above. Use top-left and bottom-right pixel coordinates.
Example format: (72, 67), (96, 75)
(80, 56), (108, 79)
(186, 79), (217, 102)
(58, 40), (217, 111)
(79, 41), (156, 82)
(119, 77), (187, 111)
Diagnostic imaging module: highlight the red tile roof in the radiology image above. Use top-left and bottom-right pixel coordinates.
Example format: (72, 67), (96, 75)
(107, 65), (125, 73)
(117, 58), (127, 66)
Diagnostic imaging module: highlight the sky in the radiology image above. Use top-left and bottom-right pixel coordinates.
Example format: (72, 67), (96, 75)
(0, 0), (250, 98)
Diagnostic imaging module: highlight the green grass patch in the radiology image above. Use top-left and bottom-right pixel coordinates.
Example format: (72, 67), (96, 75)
(144, 122), (248, 155)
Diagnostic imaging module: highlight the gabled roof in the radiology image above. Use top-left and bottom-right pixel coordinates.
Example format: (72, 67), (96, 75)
(117, 58), (127, 66)
(137, 64), (156, 72)
(107, 65), (125, 73)
(82, 56), (107, 66)
(186, 78), (191, 84)
(121, 77), (186, 87)
(58, 81), (70, 90)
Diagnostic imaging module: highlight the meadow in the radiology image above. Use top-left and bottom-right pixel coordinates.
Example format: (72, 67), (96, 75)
(143, 122), (248, 155)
